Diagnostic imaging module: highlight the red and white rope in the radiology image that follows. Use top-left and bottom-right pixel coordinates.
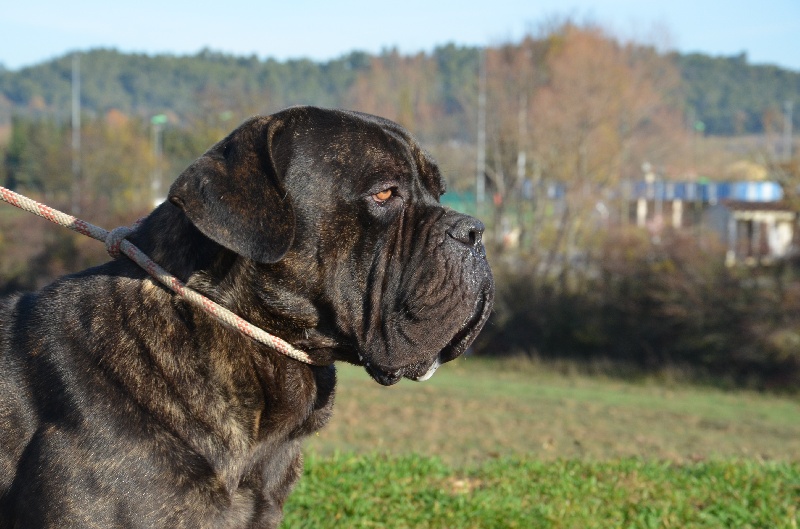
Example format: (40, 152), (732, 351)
(0, 186), (316, 365)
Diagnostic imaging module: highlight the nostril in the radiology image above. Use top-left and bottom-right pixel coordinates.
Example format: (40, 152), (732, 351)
(466, 228), (483, 248)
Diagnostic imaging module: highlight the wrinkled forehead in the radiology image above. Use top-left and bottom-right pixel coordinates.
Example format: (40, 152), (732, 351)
(299, 112), (446, 198)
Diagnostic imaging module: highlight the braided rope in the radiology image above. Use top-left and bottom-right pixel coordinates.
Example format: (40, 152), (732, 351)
(0, 186), (317, 365)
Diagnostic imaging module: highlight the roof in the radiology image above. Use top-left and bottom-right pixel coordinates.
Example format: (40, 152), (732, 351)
(720, 200), (798, 213)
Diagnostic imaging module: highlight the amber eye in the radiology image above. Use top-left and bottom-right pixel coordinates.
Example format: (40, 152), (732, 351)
(372, 189), (393, 203)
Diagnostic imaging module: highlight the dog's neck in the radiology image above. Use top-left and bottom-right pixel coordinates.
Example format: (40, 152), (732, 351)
(128, 202), (338, 364)
(129, 202), (225, 282)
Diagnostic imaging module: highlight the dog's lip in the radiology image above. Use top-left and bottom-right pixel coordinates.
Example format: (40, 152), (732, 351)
(364, 360), (437, 385)
(437, 280), (493, 363)
(403, 291), (486, 383)
(411, 356), (441, 382)
(364, 363), (403, 386)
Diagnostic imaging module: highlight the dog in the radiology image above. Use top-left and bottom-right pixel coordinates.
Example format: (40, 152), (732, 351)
(0, 106), (494, 528)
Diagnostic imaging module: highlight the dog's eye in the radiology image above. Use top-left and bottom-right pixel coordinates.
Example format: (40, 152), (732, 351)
(372, 189), (394, 203)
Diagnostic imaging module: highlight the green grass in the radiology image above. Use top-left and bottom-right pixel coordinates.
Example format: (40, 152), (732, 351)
(285, 454), (800, 528)
(305, 358), (800, 464)
(286, 358), (800, 527)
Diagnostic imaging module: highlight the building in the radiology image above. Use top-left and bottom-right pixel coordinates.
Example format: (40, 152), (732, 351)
(706, 200), (797, 266)
(632, 180), (797, 264)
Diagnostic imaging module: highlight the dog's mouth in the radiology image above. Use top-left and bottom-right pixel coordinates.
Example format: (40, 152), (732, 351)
(364, 282), (493, 386)
(364, 364), (405, 386)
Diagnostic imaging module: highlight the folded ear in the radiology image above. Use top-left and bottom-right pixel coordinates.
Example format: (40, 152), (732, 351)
(168, 116), (295, 263)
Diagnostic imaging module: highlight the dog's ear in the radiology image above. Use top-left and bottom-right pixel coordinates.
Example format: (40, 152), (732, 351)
(168, 116), (294, 263)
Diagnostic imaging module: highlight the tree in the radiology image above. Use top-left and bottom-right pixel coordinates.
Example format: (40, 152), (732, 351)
(482, 23), (686, 282)
(344, 50), (442, 136)
(3, 116), (71, 198)
(79, 111), (155, 217)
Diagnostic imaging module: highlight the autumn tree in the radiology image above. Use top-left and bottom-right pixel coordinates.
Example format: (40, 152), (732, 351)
(535, 25), (684, 274)
(79, 110), (155, 218)
(483, 23), (686, 272)
(481, 36), (547, 248)
(344, 50), (441, 136)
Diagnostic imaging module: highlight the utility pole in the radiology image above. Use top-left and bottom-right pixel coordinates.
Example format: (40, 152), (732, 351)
(516, 93), (527, 183)
(784, 100), (794, 161)
(71, 53), (81, 214)
(151, 114), (168, 207)
(516, 45), (532, 188)
(476, 48), (486, 208)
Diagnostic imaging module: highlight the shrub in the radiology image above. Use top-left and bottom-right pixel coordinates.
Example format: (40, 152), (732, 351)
(474, 226), (800, 390)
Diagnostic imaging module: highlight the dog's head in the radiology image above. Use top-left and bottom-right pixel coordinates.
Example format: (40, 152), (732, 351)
(168, 106), (493, 385)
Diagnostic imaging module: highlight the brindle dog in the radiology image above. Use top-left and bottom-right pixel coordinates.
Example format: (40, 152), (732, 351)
(0, 106), (493, 528)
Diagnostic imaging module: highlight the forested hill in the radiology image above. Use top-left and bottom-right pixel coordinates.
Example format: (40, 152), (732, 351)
(674, 52), (800, 135)
(1, 45), (798, 136)
(0, 48), (376, 125)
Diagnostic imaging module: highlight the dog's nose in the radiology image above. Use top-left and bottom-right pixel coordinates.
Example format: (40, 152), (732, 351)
(447, 216), (485, 249)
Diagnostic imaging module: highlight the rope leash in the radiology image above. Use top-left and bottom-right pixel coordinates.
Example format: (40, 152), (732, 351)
(0, 186), (317, 365)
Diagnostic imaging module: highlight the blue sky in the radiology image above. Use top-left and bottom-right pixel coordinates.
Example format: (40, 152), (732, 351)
(2, 0), (799, 71)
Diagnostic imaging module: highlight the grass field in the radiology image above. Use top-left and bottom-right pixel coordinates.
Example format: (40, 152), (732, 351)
(285, 455), (799, 528)
(304, 358), (800, 464)
(285, 358), (800, 527)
